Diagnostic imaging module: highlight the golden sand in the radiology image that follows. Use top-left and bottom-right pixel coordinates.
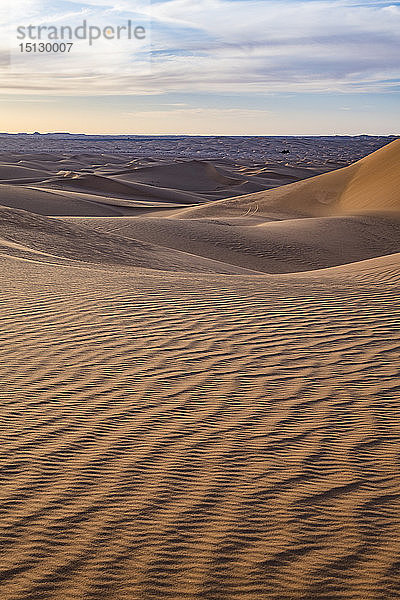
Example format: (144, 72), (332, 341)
(0, 141), (399, 599)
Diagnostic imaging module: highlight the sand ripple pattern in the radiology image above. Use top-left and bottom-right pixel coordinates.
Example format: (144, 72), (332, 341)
(0, 260), (400, 599)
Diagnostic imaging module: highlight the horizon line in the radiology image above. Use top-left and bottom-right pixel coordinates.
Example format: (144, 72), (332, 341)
(1, 132), (399, 138)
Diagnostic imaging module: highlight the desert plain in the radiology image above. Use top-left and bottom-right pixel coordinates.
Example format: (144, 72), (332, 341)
(0, 134), (399, 600)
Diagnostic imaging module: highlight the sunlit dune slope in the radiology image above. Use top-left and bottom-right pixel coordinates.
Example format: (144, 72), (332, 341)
(177, 139), (400, 219)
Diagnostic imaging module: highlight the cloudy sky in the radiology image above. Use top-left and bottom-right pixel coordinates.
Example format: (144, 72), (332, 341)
(0, 0), (399, 134)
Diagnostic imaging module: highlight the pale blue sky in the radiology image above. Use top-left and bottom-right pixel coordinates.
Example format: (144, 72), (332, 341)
(0, 0), (399, 134)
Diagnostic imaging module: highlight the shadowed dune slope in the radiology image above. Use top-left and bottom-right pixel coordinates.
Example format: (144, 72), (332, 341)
(0, 206), (255, 274)
(177, 139), (400, 219)
(0, 164), (52, 180)
(109, 160), (242, 190)
(38, 173), (207, 205)
(70, 213), (400, 274)
(0, 184), (123, 216)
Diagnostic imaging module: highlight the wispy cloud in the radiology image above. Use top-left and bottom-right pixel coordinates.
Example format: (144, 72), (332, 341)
(0, 0), (399, 95)
(147, 0), (400, 93)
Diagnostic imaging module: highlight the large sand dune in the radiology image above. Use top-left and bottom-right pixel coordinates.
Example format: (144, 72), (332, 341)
(0, 137), (399, 600)
(72, 213), (400, 273)
(178, 139), (400, 218)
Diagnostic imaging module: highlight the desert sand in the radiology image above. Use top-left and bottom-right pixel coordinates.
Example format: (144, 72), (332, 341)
(0, 137), (399, 600)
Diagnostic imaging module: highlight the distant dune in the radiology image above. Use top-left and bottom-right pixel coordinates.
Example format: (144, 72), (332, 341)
(0, 154), (278, 215)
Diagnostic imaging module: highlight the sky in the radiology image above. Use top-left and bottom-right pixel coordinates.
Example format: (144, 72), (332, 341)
(0, 0), (399, 134)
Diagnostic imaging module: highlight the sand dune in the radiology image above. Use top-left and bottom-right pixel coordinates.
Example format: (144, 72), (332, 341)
(0, 205), (255, 273)
(0, 157), (267, 215)
(109, 160), (242, 189)
(2, 140), (397, 219)
(38, 173), (208, 206)
(0, 164), (52, 180)
(0, 184), (123, 216)
(0, 149), (338, 217)
(71, 213), (400, 273)
(178, 139), (400, 219)
(1, 137), (400, 600)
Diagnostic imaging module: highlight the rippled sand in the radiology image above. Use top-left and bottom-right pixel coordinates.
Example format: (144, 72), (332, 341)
(1, 256), (399, 600)
(1, 139), (400, 599)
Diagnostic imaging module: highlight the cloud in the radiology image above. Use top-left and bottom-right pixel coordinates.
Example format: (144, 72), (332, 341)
(147, 0), (400, 92)
(0, 0), (399, 95)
